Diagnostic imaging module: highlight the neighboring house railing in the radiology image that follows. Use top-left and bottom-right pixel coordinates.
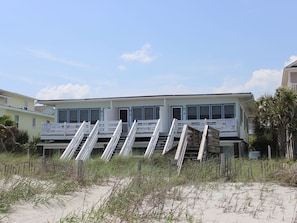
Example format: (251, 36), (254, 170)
(289, 83), (297, 92)
(119, 120), (138, 156)
(101, 120), (122, 162)
(144, 119), (161, 158)
(60, 121), (88, 160)
(162, 118), (178, 154)
(75, 120), (100, 161)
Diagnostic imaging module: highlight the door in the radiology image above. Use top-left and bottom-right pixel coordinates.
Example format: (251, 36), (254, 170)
(119, 108), (129, 133)
(172, 106), (182, 120)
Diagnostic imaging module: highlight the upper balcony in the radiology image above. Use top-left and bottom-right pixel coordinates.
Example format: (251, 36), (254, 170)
(40, 118), (239, 140)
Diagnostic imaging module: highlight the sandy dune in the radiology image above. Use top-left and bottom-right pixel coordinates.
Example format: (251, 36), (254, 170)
(1, 181), (296, 223)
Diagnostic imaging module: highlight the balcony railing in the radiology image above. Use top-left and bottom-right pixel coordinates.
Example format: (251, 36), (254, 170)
(40, 118), (238, 140)
(176, 118), (238, 137)
(289, 83), (297, 92)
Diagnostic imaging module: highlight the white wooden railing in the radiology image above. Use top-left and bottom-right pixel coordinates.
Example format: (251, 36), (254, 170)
(289, 83), (297, 92)
(101, 120), (122, 161)
(144, 119), (161, 158)
(60, 121), (88, 160)
(119, 120), (138, 156)
(197, 125), (208, 162)
(174, 125), (189, 174)
(98, 121), (121, 134)
(162, 118), (178, 154)
(75, 120), (100, 161)
(176, 118), (237, 134)
(136, 120), (159, 134)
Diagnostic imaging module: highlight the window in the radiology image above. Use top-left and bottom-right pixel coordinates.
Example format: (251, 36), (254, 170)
(32, 117), (36, 127)
(58, 110), (67, 123)
(144, 107), (154, 120)
(240, 107), (243, 124)
(132, 107), (142, 121)
(290, 72), (297, 83)
(80, 109), (89, 122)
(156, 107), (159, 119)
(212, 105), (222, 119)
(132, 106), (159, 121)
(200, 105), (209, 119)
(23, 101), (28, 110)
(14, 115), (19, 128)
(187, 106), (197, 120)
(69, 110), (78, 123)
(91, 109), (100, 124)
(224, 104), (235, 118)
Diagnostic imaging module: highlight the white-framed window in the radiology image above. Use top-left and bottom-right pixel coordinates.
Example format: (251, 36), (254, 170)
(14, 115), (19, 128)
(23, 101), (28, 110)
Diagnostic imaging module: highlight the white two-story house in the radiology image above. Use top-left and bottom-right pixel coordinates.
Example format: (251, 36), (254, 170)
(38, 92), (255, 160)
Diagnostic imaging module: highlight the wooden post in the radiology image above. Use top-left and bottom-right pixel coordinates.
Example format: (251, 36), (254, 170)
(42, 156), (46, 172)
(77, 160), (84, 183)
(268, 145), (271, 160)
(220, 153), (226, 176)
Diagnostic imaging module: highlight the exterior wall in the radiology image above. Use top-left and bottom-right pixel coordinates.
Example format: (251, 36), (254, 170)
(5, 109), (53, 137)
(0, 90), (54, 138)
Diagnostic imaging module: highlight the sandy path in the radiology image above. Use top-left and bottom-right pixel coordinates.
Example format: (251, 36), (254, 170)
(0, 180), (118, 223)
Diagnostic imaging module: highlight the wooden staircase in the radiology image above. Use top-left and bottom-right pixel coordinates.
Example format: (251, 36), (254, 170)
(74, 135), (87, 158)
(174, 124), (220, 173)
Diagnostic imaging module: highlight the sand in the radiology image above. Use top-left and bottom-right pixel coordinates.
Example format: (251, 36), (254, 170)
(1, 181), (297, 223)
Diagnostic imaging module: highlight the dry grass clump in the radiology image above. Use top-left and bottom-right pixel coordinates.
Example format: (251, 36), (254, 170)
(268, 168), (297, 187)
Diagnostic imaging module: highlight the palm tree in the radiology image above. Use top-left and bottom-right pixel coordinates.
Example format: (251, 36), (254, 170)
(256, 87), (297, 159)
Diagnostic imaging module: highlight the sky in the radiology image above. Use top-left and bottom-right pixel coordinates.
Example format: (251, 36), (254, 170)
(0, 0), (297, 101)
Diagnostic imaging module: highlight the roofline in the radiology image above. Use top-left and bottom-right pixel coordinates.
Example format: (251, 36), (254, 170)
(285, 60), (297, 68)
(37, 92), (254, 105)
(0, 89), (35, 100)
(0, 105), (54, 118)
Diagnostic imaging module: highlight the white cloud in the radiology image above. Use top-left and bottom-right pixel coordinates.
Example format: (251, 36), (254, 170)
(284, 55), (297, 67)
(120, 43), (157, 63)
(118, 65), (127, 71)
(214, 69), (282, 99)
(36, 84), (91, 99)
(26, 48), (96, 70)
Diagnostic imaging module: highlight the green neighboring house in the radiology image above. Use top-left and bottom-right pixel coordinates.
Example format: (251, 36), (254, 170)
(0, 89), (54, 138)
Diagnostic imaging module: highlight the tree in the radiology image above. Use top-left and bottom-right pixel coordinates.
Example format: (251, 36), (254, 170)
(0, 115), (19, 152)
(0, 114), (15, 126)
(256, 87), (297, 159)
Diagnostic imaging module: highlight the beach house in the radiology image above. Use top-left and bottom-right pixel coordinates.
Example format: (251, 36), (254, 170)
(37, 92), (255, 161)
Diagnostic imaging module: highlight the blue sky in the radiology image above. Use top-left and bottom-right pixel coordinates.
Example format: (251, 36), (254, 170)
(0, 0), (296, 100)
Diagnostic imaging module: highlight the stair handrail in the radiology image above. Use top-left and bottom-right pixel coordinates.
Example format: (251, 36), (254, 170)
(60, 121), (87, 160)
(75, 120), (100, 161)
(101, 120), (122, 161)
(197, 124), (209, 162)
(144, 119), (161, 158)
(162, 118), (178, 154)
(174, 124), (189, 174)
(119, 120), (137, 156)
